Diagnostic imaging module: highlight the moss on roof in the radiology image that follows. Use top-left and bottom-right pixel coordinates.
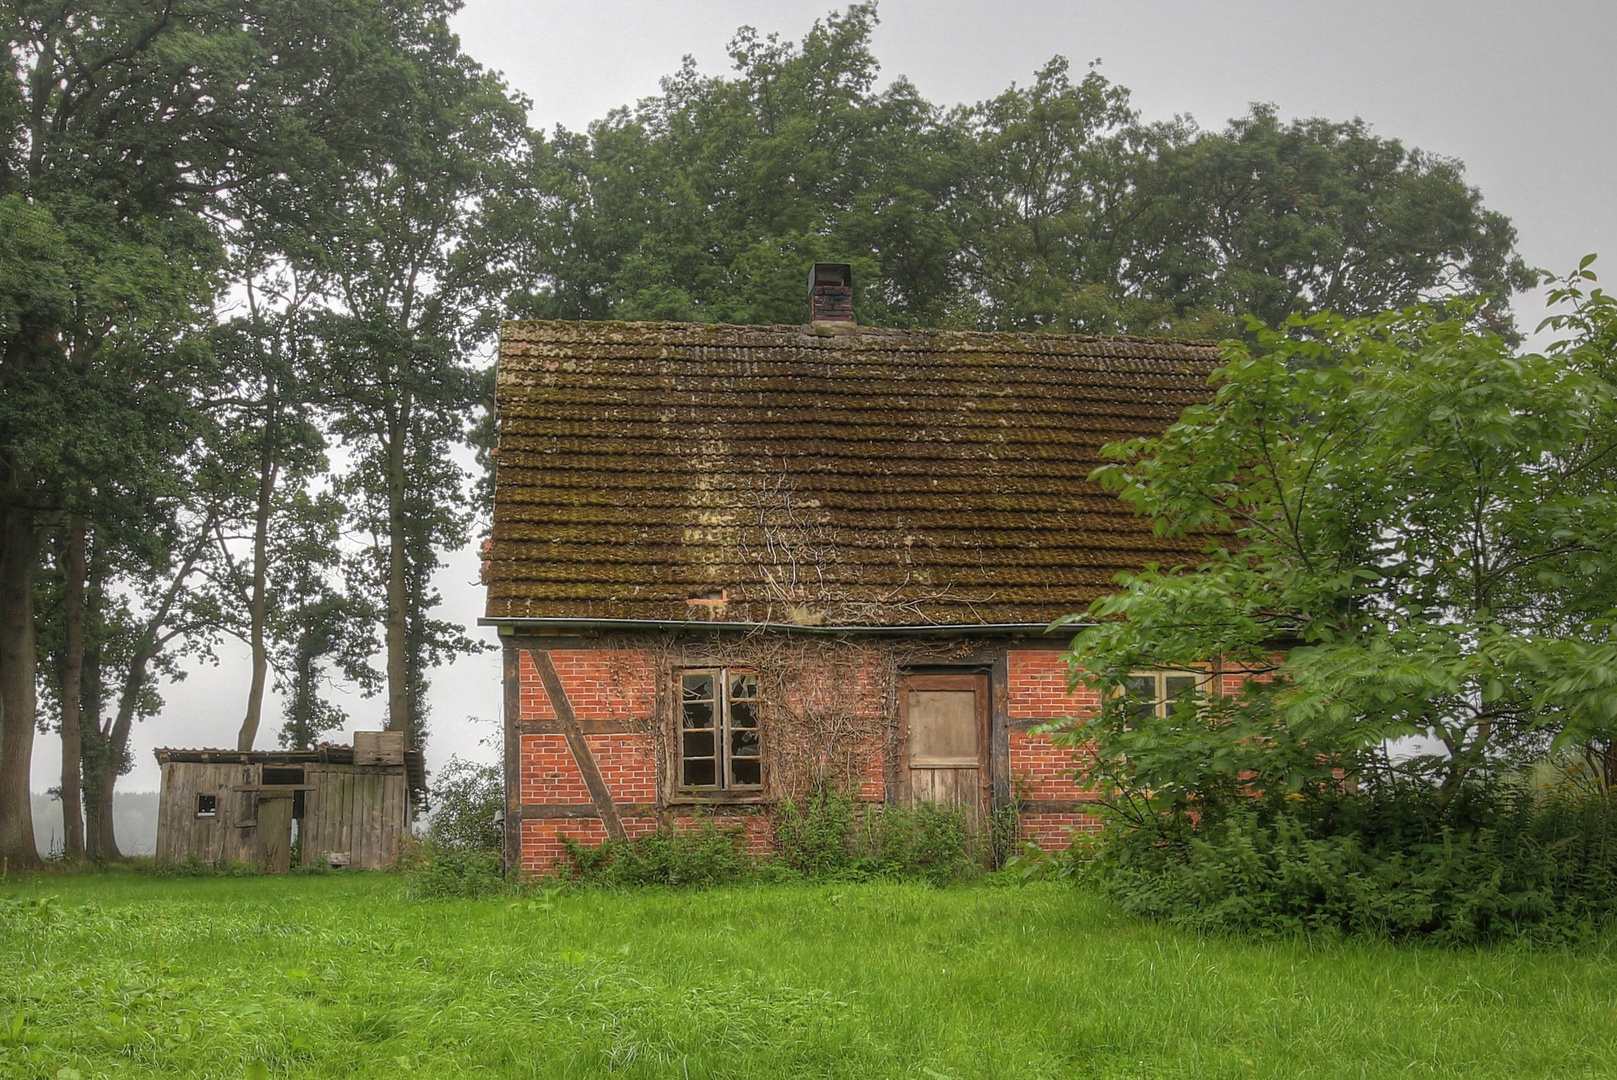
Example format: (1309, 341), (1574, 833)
(485, 319), (1221, 626)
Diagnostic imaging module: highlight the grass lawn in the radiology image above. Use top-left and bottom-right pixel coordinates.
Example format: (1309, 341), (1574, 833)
(1, 874), (1615, 1079)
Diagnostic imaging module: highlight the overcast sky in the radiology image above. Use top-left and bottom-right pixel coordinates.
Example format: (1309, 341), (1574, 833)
(31, 0), (1617, 796)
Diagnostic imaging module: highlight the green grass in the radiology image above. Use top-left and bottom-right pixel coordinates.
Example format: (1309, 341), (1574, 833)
(2, 874), (1615, 1079)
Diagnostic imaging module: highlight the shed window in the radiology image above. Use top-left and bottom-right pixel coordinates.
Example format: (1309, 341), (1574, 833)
(678, 669), (762, 790)
(196, 794), (217, 818)
(1122, 671), (1203, 722)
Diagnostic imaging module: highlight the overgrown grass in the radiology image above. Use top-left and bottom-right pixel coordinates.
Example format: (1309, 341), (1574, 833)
(3, 874), (1616, 1078)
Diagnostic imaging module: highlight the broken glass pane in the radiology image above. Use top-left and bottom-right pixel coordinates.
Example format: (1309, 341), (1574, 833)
(682, 673), (714, 701)
(731, 728), (760, 756)
(731, 673), (758, 700)
(730, 700), (758, 729)
(682, 701), (714, 729)
(730, 758), (761, 786)
(683, 758), (716, 786)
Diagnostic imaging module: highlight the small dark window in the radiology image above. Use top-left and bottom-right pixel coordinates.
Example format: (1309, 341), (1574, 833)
(196, 794), (217, 818)
(263, 767), (304, 786)
(678, 669), (762, 790)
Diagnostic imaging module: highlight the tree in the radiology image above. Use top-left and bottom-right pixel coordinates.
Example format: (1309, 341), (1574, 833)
(950, 56), (1149, 333)
(1129, 105), (1537, 338)
(269, 491), (378, 751)
(492, 3), (965, 328)
(316, 2), (524, 747)
(1058, 264), (1617, 833)
(493, 8), (1533, 338)
(209, 299), (329, 752)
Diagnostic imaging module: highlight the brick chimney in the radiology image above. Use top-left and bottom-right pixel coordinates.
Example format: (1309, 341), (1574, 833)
(808, 263), (855, 325)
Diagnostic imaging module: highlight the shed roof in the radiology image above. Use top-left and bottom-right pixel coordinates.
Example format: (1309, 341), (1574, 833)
(485, 320), (1222, 628)
(154, 744), (427, 793)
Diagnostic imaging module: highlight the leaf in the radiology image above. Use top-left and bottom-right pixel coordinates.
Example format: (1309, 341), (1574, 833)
(245, 1064), (270, 1080)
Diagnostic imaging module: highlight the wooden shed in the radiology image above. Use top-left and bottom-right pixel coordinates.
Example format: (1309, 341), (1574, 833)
(153, 733), (426, 872)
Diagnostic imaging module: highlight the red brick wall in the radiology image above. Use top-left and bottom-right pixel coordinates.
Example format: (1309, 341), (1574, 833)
(511, 641), (1269, 871)
(1006, 649), (1103, 851)
(516, 649), (656, 722)
(518, 733), (590, 804)
(1007, 649), (1100, 717)
(1020, 811), (1102, 850)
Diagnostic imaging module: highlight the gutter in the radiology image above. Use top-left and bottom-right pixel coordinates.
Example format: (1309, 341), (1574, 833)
(477, 616), (1088, 639)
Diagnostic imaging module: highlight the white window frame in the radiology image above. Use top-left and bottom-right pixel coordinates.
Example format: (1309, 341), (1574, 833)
(1121, 669), (1208, 722)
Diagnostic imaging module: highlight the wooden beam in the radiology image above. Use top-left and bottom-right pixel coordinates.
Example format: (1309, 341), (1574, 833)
(525, 647), (627, 841)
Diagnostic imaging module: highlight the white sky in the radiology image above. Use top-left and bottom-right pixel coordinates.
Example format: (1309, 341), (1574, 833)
(31, 0), (1617, 795)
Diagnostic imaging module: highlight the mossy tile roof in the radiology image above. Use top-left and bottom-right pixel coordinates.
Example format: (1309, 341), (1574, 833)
(486, 320), (1221, 627)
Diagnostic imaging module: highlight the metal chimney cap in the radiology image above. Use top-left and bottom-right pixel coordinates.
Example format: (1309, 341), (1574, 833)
(809, 262), (853, 291)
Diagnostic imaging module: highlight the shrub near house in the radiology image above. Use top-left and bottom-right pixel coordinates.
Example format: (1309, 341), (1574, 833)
(1054, 273), (1617, 941)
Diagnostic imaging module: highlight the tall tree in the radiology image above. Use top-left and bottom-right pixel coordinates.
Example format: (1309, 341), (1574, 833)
(1060, 270), (1617, 830)
(493, 3), (964, 328)
(269, 490), (377, 751)
(1128, 105), (1537, 337)
(317, 2), (524, 746)
(0, 0), (232, 863)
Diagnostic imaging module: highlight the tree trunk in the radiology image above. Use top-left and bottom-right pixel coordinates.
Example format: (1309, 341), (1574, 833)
(0, 506), (42, 871)
(384, 395), (412, 742)
(85, 641), (160, 864)
(58, 514), (87, 859)
(81, 554), (121, 862)
(236, 454), (278, 751)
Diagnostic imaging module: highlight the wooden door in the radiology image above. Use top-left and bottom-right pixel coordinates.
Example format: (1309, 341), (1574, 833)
(899, 673), (990, 823)
(255, 793), (294, 873)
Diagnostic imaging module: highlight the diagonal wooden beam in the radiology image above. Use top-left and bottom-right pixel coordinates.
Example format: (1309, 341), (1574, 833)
(525, 648), (626, 841)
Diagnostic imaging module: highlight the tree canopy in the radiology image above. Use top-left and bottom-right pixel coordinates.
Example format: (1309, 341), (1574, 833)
(1060, 262), (1617, 823)
(493, 4), (1534, 338)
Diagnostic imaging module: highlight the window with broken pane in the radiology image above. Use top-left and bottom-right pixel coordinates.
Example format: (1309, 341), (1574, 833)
(679, 669), (763, 790)
(1120, 671), (1203, 722)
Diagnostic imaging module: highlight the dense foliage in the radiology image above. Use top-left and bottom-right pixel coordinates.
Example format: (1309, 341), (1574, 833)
(491, 4), (1532, 337)
(1055, 265), (1617, 940)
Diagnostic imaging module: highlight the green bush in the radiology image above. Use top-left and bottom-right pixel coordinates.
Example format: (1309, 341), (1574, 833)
(773, 786), (975, 885)
(555, 789), (980, 888)
(154, 855), (261, 878)
(424, 757), (504, 857)
(560, 819), (756, 886)
(401, 843), (508, 899)
(1097, 781), (1617, 943)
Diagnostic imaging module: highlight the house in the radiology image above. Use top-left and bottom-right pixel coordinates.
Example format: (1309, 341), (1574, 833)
(154, 732), (425, 872)
(481, 264), (1225, 874)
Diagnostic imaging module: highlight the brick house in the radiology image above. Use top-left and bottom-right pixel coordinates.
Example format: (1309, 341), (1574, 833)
(481, 264), (1223, 874)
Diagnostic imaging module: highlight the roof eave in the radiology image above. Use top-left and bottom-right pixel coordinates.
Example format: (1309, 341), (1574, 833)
(477, 616), (1084, 638)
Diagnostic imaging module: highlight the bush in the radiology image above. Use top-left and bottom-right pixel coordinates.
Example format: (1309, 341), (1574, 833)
(773, 785), (976, 885)
(1097, 781), (1617, 944)
(400, 840), (508, 899)
(424, 757), (504, 857)
(560, 819), (756, 886)
(555, 789), (980, 888)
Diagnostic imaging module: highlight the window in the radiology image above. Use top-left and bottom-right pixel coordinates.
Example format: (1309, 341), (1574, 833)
(678, 669), (762, 790)
(1122, 671), (1203, 723)
(196, 794), (217, 818)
